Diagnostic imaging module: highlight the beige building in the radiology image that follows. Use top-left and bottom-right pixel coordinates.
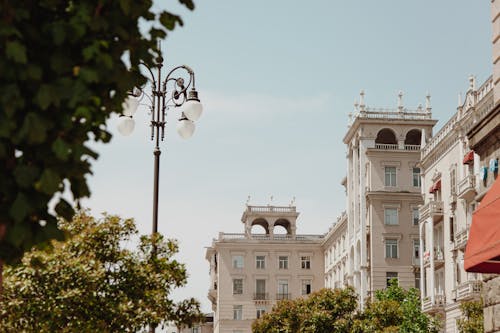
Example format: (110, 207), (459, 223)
(324, 91), (437, 307)
(418, 75), (494, 331)
(205, 204), (325, 333)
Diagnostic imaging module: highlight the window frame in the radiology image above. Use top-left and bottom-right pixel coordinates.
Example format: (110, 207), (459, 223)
(385, 238), (398, 259)
(278, 255), (289, 270)
(232, 255), (244, 269)
(384, 208), (399, 225)
(301, 279), (312, 295)
(233, 278), (243, 295)
(386, 272), (399, 287)
(412, 167), (421, 187)
(412, 207), (419, 226)
(233, 305), (243, 320)
(301, 256), (311, 269)
(385, 166), (397, 187)
(256, 255), (265, 269)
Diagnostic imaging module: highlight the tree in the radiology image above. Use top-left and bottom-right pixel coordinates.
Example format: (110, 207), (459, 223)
(252, 287), (359, 333)
(0, 0), (196, 264)
(353, 279), (441, 333)
(457, 300), (483, 333)
(252, 281), (441, 333)
(0, 212), (203, 332)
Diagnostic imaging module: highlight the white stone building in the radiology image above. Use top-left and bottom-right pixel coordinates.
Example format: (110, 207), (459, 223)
(205, 205), (325, 333)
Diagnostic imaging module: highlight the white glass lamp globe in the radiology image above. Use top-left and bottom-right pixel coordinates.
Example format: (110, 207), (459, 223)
(122, 96), (139, 116)
(176, 118), (195, 139)
(182, 99), (203, 121)
(117, 116), (135, 136)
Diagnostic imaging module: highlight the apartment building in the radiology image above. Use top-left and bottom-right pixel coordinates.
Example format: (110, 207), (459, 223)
(205, 204), (325, 333)
(322, 92), (437, 307)
(418, 75), (494, 331)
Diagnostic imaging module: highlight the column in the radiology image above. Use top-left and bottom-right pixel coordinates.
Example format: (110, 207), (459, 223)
(428, 218), (435, 303)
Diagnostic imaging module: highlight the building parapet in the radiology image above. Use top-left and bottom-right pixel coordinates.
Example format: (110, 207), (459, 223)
(454, 280), (482, 302)
(217, 233), (324, 241)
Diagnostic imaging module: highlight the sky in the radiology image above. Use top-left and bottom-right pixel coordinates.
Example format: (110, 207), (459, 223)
(83, 1), (492, 313)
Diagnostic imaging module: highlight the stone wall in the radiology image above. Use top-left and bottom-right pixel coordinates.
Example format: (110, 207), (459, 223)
(483, 274), (500, 333)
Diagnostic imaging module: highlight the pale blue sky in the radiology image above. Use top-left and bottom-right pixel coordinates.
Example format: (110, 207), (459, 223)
(84, 1), (492, 313)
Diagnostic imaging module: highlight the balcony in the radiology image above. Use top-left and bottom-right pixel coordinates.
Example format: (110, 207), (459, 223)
(458, 175), (476, 201)
(454, 228), (469, 250)
(253, 293), (269, 301)
(276, 293), (291, 300)
(455, 281), (482, 302)
(404, 144), (421, 151)
(208, 288), (217, 303)
(419, 200), (444, 223)
(422, 294), (445, 313)
(423, 249), (444, 269)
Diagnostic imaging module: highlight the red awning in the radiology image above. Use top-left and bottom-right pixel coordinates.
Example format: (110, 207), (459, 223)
(429, 185), (435, 194)
(464, 175), (500, 273)
(434, 180), (441, 191)
(463, 151), (474, 164)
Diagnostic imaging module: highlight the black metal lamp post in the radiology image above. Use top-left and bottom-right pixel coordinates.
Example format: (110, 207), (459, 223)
(118, 54), (203, 332)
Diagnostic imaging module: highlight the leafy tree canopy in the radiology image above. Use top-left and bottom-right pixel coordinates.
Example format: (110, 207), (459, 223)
(353, 279), (440, 333)
(0, 212), (203, 332)
(252, 281), (441, 333)
(0, 0), (195, 263)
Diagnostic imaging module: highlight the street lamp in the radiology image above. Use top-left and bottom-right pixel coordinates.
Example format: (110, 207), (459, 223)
(118, 54), (203, 237)
(117, 54), (203, 333)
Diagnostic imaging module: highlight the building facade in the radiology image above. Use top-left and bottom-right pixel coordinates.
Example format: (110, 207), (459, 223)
(323, 91), (437, 307)
(205, 205), (325, 333)
(418, 75), (494, 332)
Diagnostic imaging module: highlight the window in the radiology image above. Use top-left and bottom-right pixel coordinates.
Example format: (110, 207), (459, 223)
(385, 166), (397, 186)
(301, 279), (312, 295)
(301, 256), (311, 269)
(233, 278), (243, 295)
(450, 168), (456, 195)
(232, 255), (244, 268)
(256, 307), (266, 319)
(449, 217), (455, 242)
(256, 255), (265, 269)
(233, 305), (243, 320)
(255, 279), (266, 300)
(385, 239), (398, 258)
(413, 239), (420, 260)
(277, 280), (289, 299)
(412, 167), (421, 187)
(414, 274), (420, 290)
(278, 256), (288, 269)
(192, 326), (200, 333)
(412, 208), (419, 226)
(384, 208), (398, 225)
(386, 272), (398, 287)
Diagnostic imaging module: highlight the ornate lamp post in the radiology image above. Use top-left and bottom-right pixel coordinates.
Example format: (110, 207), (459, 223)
(118, 54), (203, 236)
(118, 55), (203, 332)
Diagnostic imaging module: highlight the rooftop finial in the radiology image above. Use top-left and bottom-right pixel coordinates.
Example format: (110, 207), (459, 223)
(458, 92), (463, 107)
(359, 90), (365, 111)
(425, 92), (432, 113)
(468, 75), (476, 91)
(289, 196), (296, 207)
(397, 90), (404, 112)
(246, 195), (251, 206)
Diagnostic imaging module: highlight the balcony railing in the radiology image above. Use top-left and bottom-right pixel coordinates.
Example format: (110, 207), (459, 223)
(454, 228), (469, 250)
(253, 293), (269, 300)
(455, 281), (482, 301)
(276, 293), (291, 300)
(247, 205), (296, 213)
(419, 200), (444, 223)
(457, 174), (476, 201)
(422, 294), (445, 313)
(375, 143), (398, 150)
(404, 144), (421, 151)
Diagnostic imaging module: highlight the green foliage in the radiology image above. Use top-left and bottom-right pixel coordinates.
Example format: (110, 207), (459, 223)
(0, 212), (203, 332)
(0, 0), (195, 263)
(353, 279), (441, 333)
(457, 300), (483, 333)
(252, 287), (358, 333)
(252, 281), (441, 333)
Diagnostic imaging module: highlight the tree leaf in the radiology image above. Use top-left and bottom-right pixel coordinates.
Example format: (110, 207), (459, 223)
(9, 193), (31, 222)
(52, 138), (71, 161)
(5, 41), (27, 63)
(37, 169), (62, 195)
(54, 198), (74, 221)
(14, 164), (40, 188)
